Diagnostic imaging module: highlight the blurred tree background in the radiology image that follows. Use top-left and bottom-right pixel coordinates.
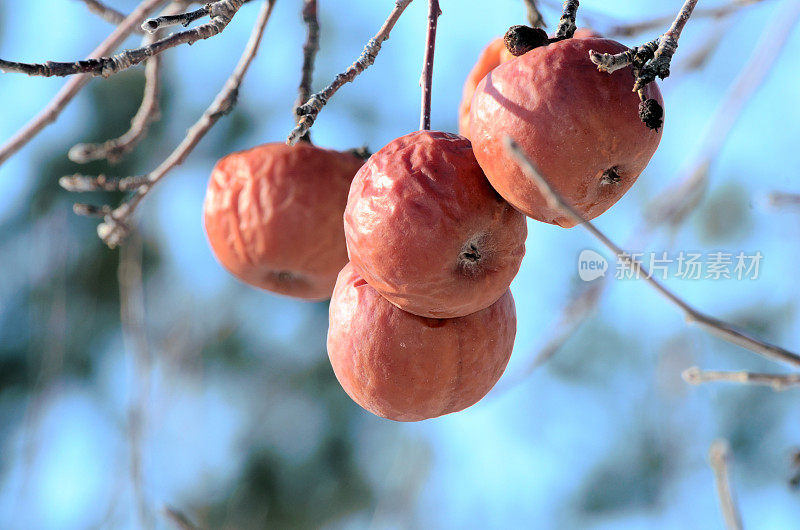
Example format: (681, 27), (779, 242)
(1, 1), (799, 529)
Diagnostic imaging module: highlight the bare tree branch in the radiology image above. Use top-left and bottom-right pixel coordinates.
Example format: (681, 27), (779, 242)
(0, 0), (247, 78)
(419, 0), (441, 131)
(141, 2), (225, 32)
(287, 0), (414, 145)
(709, 440), (744, 530)
(684, 366), (800, 390)
(68, 1), (194, 164)
(590, 0), (699, 90)
(70, 0), (277, 248)
(0, 0), (170, 168)
(504, 136), (800, 370)
(61, 174), (149, 192)
(68, 24), (164, 162)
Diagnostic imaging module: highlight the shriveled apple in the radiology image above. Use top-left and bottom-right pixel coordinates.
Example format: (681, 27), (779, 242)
(204, 142), (364, 300)
(327, 263), (516, 422)
(344, 130), (527, 318)
(469, 37), (663, 227)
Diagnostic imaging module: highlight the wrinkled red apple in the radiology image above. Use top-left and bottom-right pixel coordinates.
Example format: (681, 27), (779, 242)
(344, 130), (527, 318)
(327, 263), (516, 422)
(469, 37), (663, 227)
(459, 28), (602, 137)
(204, 142), (364, 300)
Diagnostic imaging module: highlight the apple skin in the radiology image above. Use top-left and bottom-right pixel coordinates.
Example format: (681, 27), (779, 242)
(468, 37), (663, 228)
(327, 263), (516, 422)
(458, 28), (602, 137)
(458, 38), (514, 137)
(344, 130), (527, 318)
(203, 142), (364, 300)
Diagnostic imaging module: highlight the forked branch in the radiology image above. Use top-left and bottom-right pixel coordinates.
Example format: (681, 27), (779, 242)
(0, 0), (170, 168)
(590, 0), (699, 90)
(287, 0), (414, 144)
(0, 0), (247, 78)
(63, 0), (277, 248)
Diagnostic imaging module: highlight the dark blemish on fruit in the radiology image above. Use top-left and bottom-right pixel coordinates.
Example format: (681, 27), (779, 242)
(602, 167), (621, 185)
(461, 243), (482, 263)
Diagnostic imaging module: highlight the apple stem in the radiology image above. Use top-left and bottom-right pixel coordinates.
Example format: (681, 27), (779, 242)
(294, 0), (320, 144)
(503, 135), (800, 371)
(419, 0), (441, 131)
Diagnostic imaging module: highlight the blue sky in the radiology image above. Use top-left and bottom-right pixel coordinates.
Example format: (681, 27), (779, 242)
(1, 0), (800, 528)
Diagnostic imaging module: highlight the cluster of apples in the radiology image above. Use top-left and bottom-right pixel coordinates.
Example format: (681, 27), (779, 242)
(203, 26), (664, 422)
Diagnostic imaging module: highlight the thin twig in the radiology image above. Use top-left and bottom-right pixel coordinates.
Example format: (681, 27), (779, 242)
(0, 0), (170, 168)
(79, 0), (135, 28)
(287, 0), (414, 144)
(419, 0), (441, 131)
(0, 0), (247, 78)
(524, 0), (546, 28)
(61, 174), (149, 192)
(504, 136), (800, 370)
(141, 2), (220, 32)
(68, 0), (193, 164)
(684, 366), (800, 390)
(294, 0), (320, 142)
(709, 440), (744, 530)
(84, 0), (277, 248)
(67, 4), (174, 164)
(555, 0), (579, 39)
